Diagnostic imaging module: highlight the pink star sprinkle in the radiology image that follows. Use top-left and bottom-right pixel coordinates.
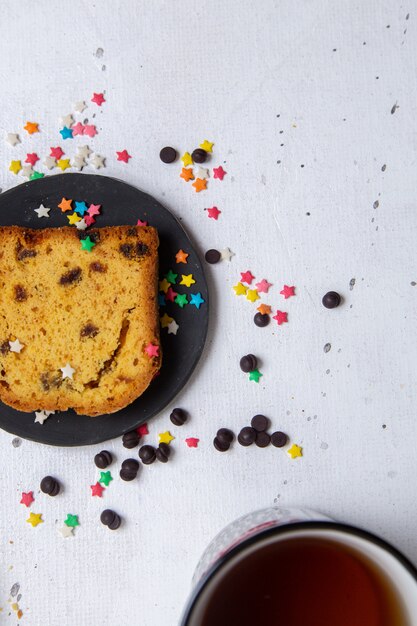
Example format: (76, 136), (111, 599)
(91, 92), (106, 106)
(273, 310), (288, 325)
(72, 122), (85, 136)
(213, 166), (226, 180)
(280, 285), (296, 299)
(90, 482), (105, 497)
(207, 206), (221, 220)
(137, 218), (148, 226)
(116, 150), (132, 163)
(256, 279), (272, 293)
(137, 423), (149, 436)
(20, 491), (34, 507)
(88, 203), (101, 217)
(185, 438), (199, 448)
(84, 214), (96, 226)
(84, 124), (97, 138)
(165, 287), (178, 302)
(240, 271), (255, 285)
(25, 153), (39, 166)
(50, 146), (64, 160)
(144, 343), (159, 358)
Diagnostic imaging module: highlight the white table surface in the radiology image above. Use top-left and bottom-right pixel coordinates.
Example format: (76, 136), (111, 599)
(0, 0), (416, 624)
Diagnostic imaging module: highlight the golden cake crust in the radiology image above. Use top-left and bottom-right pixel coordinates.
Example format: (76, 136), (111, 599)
(0, 225), (161, 416)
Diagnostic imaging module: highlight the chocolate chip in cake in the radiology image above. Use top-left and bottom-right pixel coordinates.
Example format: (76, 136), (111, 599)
(204, 249), (221, 264)
(59, 267), (82, 285)
(191, 148), (207, 163)
(271, 431), (288, 448)
(254, 312), (270, 327)
(170, 407), (188, 426)
(251, 414), (269, 432)
(240, 354), (257, 373)
(127, 227), (138, 237)
(119, 242), (149, 260)
(122, 430), (140, 449)
(237, 426), (256, 446)
(322, 291), (341, 309)
(40, 475), (61, 496)
(100, 509), (121, 530)
(159, 146), (177, 163)
(0, 340), (10, 355)
(94, 450), (113, 469)
(16, 246), (37, 261)
(40, 371), (62, 392)
(217, 428), (234, 445)
(14, 285), (27, 302)
(156, 442), (171, 463)
(89, 261), (107, 273)
(138, 444), (156, 465)
(80, 323), (99, 339)
(213, 436), (230, 452)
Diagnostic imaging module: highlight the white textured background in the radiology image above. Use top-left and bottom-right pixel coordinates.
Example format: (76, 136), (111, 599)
(0, 1), (416, 624)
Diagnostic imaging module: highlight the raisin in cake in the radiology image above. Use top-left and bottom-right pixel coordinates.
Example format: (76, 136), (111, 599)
(0, 225), (161, 416)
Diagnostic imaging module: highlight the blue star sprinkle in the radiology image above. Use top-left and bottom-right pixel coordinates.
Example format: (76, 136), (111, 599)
(59, 126), (73, 140)
(189, 292), (205, 309)
(74, 201), (88, 216)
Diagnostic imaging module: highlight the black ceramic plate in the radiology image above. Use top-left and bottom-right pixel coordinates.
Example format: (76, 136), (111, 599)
(0, 173), (208, 446)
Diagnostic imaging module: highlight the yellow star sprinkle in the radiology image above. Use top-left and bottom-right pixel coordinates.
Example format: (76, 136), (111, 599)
(233, 282), (247, 296)
(160, 313), (173, 329)
(246, 289), (260, 303)
(287, 444), (303, 459)
(159, 431), (175, 445)
(180, 274), (196, 287)
(181, 152), (193, 167)
(200, 139), (214, 153)
(57, 158), (71, 172)
(159, 278), (171, 293)
(67, 212), (81, 225)
(26, 512), (43, 527)
(9, 160), (22, 175)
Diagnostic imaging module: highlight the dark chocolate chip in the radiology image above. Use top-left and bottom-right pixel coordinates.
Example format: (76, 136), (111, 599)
(17, 247), (37, 261)
(240, 354), (257, 373)
(254, 313), (270, 327)
(251, 414), (269, 432)
(40, 476), (60, 496)
(40, 371), (62, 392)
(100, 509), (116, 526)
(89, 261), (107, 273)
(204, 249), (221, 264)
(139, 444), (156, 464)
(238, 426), (256, 446)
(127, 227), (138, 237)
(255, 431), (271, 448)
(156, 443), (171, 463)
(122, 430), (140, 449)
(79, 230), (100, 244)
(94, 450), (113, 469)
(119, 242), (149, 260)
(216, 428), (234, 444)
(159, 146), (177, 163)
(120, 468), (137, 481)
(14, 285), (27, 302)
(271, 431), (288, 448)
(80, 323), (99, 339)
(322, 291), (341, 309)
(121, 458), (139, 472)
(59, 267), (82, 285)
(0, 340), (10, 355)
(191, 148), (207, 163)
(213, 437), (230, 452)
(170, 407), (187, 426)
(108, 513), (122, 530)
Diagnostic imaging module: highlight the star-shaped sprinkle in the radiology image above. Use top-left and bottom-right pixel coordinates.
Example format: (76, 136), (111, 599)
(189, 292), (205, 309)
(25, 153), (39, 166)
(159, 278), (171, 293)
(213, 166), (226, 180)
(77, 145), (92, 158)
(64, 514), (79, 527)
(60, 363), (75, 379)
(59, 526), (74, 538)
(9, 338), (24, 353)
(30, 171), (44, 180)
(167, 319), (179, 335)
(26, 512), (43, 527)
(84, 124), (97, 138)
(67, 212), (81, 225)
(21, 165), (33, 178)
(249, 369), (263, 383)
(71, 122), (85, 136)
(91, 482), (105, 497)
(99, 472), (113, 486)
(6, 132), (20, 146)
(158, 431), (174, 444)
(137, 218), (148, 226)
(74, 201), (88, 216)
(144, 343), (159, 358)
(185, 438), (199, 448)
(175, 249), (189, 264)
(75, 218), (87, 230)
(241, 271), (255, 284)
(74, 101), (86, 113)
(24, 121), (39, 134)
(280, 285), (296, 299)
(50, 146), (64, 159)
(180, 167), (194, 182)
(257, 303), (272, 315)
(175, 293), (188, 308)
(165, 286), (178, 302)
(256, 279), (272, 293)
(80, 236), (95, 252)
(137, 423), (149, 436)
(88, 203), (101, 216)
(20, 492), (34, 507)
(160, 313), (174, 329)
(61, 113), (74, 127)
(43, 156), (56, 170)
(180, 274), (196, 287)
(192, 178), (207, 192)
(90, 153), (105, 168)
(233, 282), (247, 296)
(288, 444), (303, 459)
(273, 310), (288, 325)
(220, 248), (234, 261)
(207, 206), (221, 220)
(72, 155), (86, 170)
(91, 92), (105, 106)
(59, 126), (73, 140)
(9, 160), (21, 175)
(165, 269), (178, 284)
(84, 215), (96, 226)
(58, 197), (72, 212)
(34, 204), (50, 218)
(34, 410), (51, 425)
(246, 289), (260, 303)
(57, 158), (71, 171)
(116, 149), (131, 162)
(181, 152), (193, 167)
(200, 139), (214, 152)
(196, 167), (209, 179)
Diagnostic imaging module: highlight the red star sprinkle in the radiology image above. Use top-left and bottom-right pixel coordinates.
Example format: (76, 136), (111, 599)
(91, 92), (106, 106)
(165, 287), (178, 302)
(50, 146), (64, 160)
(137, 218), (148, 226)
(256, 279), (272, 293)
(280, 285), (296, 299)
(25, 153), (39, 166)
(240, 271), (255, 285)
(84, 214), (96, 226)
(185, 438), (199, 448)
(84, 124), (97, 137)
(20, 491), (34, 507)
(213, 166), (226, 180)
(273, 310), (288, 325)
(137, 423), (149, 436)
(206, 206), (221, 220)
(144, 343), (159, 358)
(72, 122), (85, 136)
(90, 482), (105, 497)
(88, 203), (101, 217)
(116, 150), (132, 163)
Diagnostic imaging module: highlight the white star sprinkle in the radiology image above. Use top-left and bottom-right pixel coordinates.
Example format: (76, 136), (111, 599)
(220, 247), (235, 262)
(34, 204), (51, 218)
(90, 154), (105, 169)
(59, 525), (74, 538)
(9, 338), (24, 353)
(43, 156), (56, 170)
(167, 320), (179, 335)
(77, 145), (92, 158)
(20, 165), (34, 178)
(6, 132), (20, 146)
(60, 363), (75, 380)
(34, 410), (50, 425)
(75, 218), (87, 230)
(61, 113), (74, 128)
(72, 155), (86, 171)
(74, 101), (87, 113)
(196, 167), (209, 179)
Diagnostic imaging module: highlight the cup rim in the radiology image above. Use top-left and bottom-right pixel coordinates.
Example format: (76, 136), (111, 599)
(180, 520), (417, 625)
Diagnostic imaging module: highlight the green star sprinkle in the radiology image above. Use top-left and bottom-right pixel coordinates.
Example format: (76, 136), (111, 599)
(175, 293), (188, 308)
(249, 369), (263, 383)
(64, 514), (79, 528)
(165, 269), (178, 284)
(80, 236), (95, 252)
(30, 171), (45, 180)
(99, 471), (113, 486)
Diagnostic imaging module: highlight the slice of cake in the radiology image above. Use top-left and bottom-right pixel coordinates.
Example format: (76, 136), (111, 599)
(0, 225), (161, 416)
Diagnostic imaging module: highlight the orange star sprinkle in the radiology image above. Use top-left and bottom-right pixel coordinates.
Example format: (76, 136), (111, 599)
(257, 303), (272, 315)
(175, 249), (189, 264)
(24, 121), (39, 135)
(58, 197), (73, 213)
(192, 178), (207, 193)
(180, 168), (194, 182)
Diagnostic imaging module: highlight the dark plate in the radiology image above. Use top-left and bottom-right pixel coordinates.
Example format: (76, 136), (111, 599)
(0, 173), (208, 446)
